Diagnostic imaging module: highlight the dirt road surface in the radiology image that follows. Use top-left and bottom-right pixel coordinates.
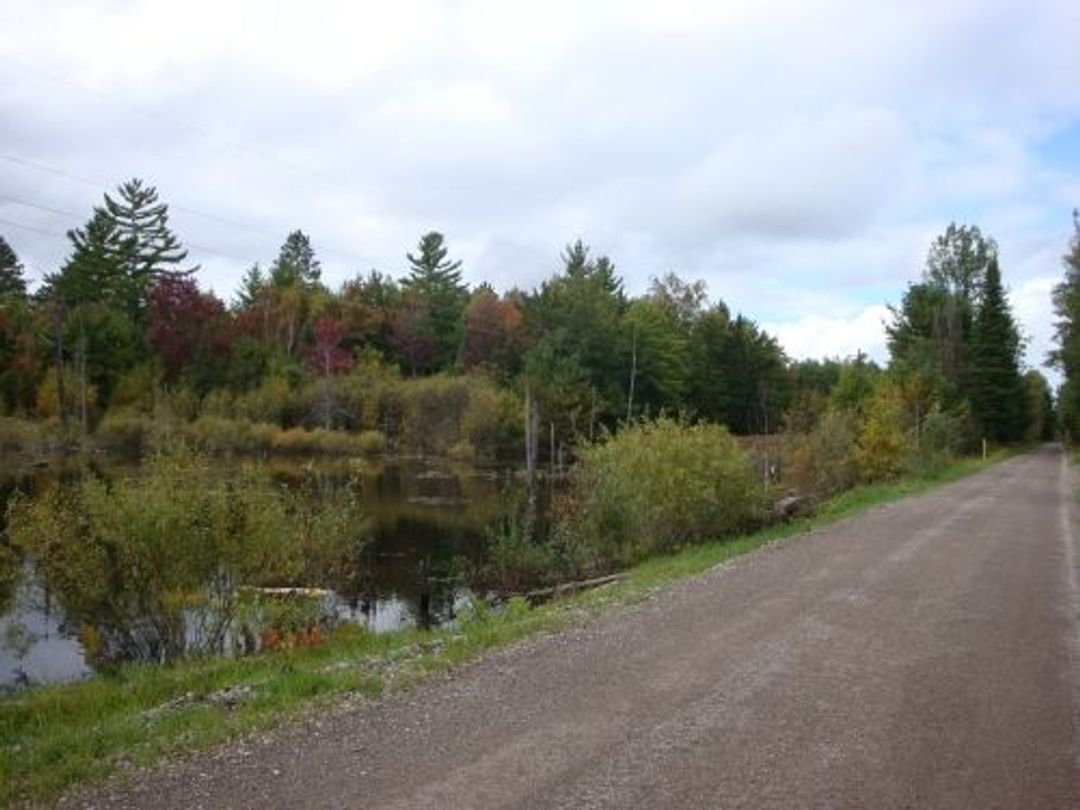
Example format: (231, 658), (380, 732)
(63, 447), (1079, 808)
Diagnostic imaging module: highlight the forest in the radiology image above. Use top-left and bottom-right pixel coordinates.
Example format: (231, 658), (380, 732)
(0, 178), (1056, 468)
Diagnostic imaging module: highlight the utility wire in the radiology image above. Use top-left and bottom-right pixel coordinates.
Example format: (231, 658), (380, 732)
(0, 216), (64, 237)
(0, 154), (379, 268)
(0, 193), (259, 264)
(1, 52), (438, 243)
(0, 53), (286, 167)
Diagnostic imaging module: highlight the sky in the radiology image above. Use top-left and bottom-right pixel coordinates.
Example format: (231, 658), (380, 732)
(0, 0), (1077, 378)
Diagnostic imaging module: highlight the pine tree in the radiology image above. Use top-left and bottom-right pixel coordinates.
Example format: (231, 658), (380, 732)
(235, 263), (267, 308)
(0, 235), (27, 299)
(968, 257), (1026, 442)
(52, 210), (125, 307)
(270, 230), (321, 288)
(400, 232), (468, 372)
(102, 178), (193, 315)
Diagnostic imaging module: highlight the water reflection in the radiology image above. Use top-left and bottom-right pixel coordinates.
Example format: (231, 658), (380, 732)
(0, 454), (516, 689)
(0, 567), (92, 689)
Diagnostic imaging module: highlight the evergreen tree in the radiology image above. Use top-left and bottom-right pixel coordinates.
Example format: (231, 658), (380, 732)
(46, 210), (143, 414)
(53, 210), (125, 308)
(270, 230), (321, 288)
(235, 263), (267, 308)
(102, 178), (193, 316)
(687, 304), (790, 433)
(1051, 210), (1080, 440)
(968, 257), (1026, 442)
(887, 223), (996, 401)
(1023, 370), (1056, 442)
(400, 231), (469, 372)
(623, 296), (690, 418)
(0, 235), (27, 299)
(525, 241), (626, 422)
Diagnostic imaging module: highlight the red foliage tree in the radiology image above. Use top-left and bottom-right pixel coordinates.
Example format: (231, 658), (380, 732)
(390, 294), (437, 377)
(306, 317), (352, 376)
(147, 276), (227, 382)
(461, 288), (523, 373)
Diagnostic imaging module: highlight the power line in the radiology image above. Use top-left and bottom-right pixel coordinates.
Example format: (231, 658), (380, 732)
(0, 153), (379, 268)
(0, 53), (285, 168)
(0, 216), (64, 237)
(1, 52), (442, 244)
(0, 194), (82, 221)
(0, 192), (256, 265)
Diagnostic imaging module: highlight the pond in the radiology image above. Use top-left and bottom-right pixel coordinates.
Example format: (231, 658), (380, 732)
(0, 453), (522, 690)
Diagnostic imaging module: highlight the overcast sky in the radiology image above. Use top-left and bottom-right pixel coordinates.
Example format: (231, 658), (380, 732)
(1, 0), (1077, 376)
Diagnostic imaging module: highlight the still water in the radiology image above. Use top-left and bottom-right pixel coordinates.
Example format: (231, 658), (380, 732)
(0, 454), (517, 690)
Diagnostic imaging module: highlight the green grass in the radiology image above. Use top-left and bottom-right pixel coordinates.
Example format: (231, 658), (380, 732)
(0, 449), (1016, 807)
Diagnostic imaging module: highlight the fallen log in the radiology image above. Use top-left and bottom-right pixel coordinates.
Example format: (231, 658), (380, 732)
(236, 586), (331, 598)
(523, 573), (624, 602)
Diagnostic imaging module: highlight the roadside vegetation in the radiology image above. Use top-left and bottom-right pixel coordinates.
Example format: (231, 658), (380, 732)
(0, 448), (1014, 807)
(6, 443), (368, 669)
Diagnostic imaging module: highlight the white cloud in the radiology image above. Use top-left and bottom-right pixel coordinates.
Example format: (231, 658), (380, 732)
(1013, 276), (1060, 382)
(0, 0), (1076, 362)
(764, 305), (892, 365)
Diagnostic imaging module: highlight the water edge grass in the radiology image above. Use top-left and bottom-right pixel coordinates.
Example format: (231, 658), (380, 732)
(0, 448), (1016, 807)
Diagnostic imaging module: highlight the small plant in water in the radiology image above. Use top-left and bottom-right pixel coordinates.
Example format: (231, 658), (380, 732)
(5, 442), (368, 667)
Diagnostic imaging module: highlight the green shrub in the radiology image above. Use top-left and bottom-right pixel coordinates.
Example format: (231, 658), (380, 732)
(402, 375), (469, 454)
(857, 382), (910, 482)
(566, 417), (766, 566)
(271, 426), (362, 455)
(199, 388), (234, 418)
(357, 429), (386, 454)
(108, 365), (156, 413)
(233, 376), (296, 426)
(478, 505), (559, 592)
(94, 411), (155, 453)
(785, 409), (862, 498)
(156, 385), (200, 422)
(6, 444), (368, 665)
(185, 414), (258, 452)
(0, 415), (50, 452)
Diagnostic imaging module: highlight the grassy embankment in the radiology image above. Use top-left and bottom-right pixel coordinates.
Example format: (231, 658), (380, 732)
(0, 449), (1014, 807)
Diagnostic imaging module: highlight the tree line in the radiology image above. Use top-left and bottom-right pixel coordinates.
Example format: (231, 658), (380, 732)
(1051, 211), (1080, 441)
(0, 177), (1056, 460)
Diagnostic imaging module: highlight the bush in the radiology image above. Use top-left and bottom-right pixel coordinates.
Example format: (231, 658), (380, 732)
(785, 410), (861, 499)
(271, 426), (362, 455)
(0, 416), (51, 452)
(478, 504), (559, 592)
(155, 386), (200, 422)
(108, 365), (156, 414)
(402, 375), (470, 454)
(6, 444), (368, 665)
(357, 430), (386, 454)
(233, 376), (297, 426)
(565, 418), (766, 566)
(857, 382), (910, 482)
(95, 411), (154, 453)
(34, 368), (93, 422)
(185, 415), (261, 452)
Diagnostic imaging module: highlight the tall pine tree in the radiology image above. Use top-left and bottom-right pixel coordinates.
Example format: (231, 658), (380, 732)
(400, 231), (468, 372)
(270, 230), (321, 289)
(102, 178), (193, 318)
(968, 257), (1026, 442)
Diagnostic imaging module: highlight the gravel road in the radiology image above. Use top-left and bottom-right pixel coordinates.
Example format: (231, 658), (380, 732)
(63, 447), (1079, 809)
